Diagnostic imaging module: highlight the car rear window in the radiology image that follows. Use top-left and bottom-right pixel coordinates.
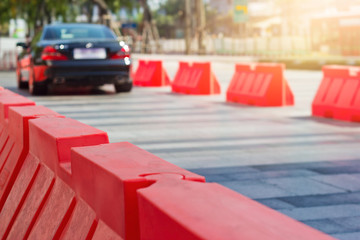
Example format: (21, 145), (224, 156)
(43, 25), (117, 40)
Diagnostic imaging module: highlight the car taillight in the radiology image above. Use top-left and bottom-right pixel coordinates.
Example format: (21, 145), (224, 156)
(41, 46), (68, 61)
(110, 45), (130, 59)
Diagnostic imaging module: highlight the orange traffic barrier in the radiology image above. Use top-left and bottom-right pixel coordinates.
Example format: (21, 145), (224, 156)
(133, 60), (170, 87)
(312, 66), (360, 122)
(226, 63), (294, 106)
(172, 62), (221, 95)
(71, 142), (205, 240)
(138, 177), (335, 240)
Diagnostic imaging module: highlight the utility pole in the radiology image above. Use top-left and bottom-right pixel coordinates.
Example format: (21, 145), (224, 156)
(185, 0), (191, 55)
(195, 0), (206, 55)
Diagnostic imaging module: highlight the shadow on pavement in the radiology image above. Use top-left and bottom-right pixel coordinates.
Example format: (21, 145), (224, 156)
(292, 116), (360, 128)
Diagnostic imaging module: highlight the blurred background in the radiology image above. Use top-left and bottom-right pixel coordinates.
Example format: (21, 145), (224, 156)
(2, 0), (360, 68)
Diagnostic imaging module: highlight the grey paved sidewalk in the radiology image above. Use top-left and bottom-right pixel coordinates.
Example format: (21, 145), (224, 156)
(190, 160), (360, 240)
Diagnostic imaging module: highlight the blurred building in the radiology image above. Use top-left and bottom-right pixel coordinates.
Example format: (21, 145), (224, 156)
(208, 0), (360, 55)
(208, 0), (232, 14)
(311, 6), (360, 55)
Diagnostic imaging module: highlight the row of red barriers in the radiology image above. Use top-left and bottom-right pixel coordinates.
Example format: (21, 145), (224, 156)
(133, 60), (294, 106)
(134, 60), (360, 122)
(0, 86), (335, 239)
(133, 60), (222, 95)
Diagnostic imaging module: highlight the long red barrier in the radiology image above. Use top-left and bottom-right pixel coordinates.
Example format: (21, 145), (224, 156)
(226, 63), (294, 106)
(0, 88), (337, 240)
(71, 142), (205, 240)
(137, 177), (335, 240)
(133, 60), (170, 87)
(312, 66), (360, 122)
(172, 62), (221, 95)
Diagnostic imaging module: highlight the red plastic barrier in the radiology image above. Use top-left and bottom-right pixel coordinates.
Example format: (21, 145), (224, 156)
(134, 60), (171, 87)
(71, 142), (205, 240)
(4, 158), (55, 239)
(312, 66), (360, 122)
(138, 177), (335, 240)
(0, 91), (20, 134)
(0, 154), (38, 239)
(28, 177), (76, 239)
(0, 89), (335, 240)
(0, 106), (61, 239)
(226, 63), (294, 106)
(0, 95), (35, 165)
(0, 89), (17, 97)
(2, 158), (118, 240)
(0, 117), (109, 239)
(0, 106), (60, 211)
(172, 62), (221, 95)
(59, 198), (96, 240)
(28, 117), (109, 186)
(92, 221), (124, 240)
(0, 94), (35, 127)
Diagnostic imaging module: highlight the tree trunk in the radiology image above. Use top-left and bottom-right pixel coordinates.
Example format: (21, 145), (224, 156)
(87, 1), (94, 23)
(92, 0), (110, 26)
(195, 0), (206, 55)
(185, 0), (191, 55)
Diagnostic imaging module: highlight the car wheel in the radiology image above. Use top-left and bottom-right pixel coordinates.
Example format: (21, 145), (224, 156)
(29, 67), (47, 95)
(17, 73), (29, 89)
(114, 82), (132, 93)
(29, 82), (48, 95)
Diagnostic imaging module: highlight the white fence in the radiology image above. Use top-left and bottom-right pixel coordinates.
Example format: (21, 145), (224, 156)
(0, 37), (23, 71)
(0, 36), (313, 71)
(131, 36), (312, 56)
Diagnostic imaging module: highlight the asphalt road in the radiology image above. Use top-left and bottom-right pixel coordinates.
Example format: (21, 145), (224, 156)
(1, 54), (360, 239)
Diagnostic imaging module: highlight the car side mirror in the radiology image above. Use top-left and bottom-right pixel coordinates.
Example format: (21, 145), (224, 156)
(16, 42), (28, 48)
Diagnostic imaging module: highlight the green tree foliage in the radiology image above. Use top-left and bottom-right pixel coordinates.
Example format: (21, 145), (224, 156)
(0, 0), (137, 35)
(152, 0), (185, 38)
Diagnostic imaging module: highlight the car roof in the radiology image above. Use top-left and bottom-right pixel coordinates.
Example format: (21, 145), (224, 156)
(45, 23), (107, 29)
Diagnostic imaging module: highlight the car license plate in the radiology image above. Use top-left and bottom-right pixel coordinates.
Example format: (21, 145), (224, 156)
(73, 48), (106, 59)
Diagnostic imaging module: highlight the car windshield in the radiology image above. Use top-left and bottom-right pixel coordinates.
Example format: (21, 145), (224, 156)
(43, 25), (117, 40)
